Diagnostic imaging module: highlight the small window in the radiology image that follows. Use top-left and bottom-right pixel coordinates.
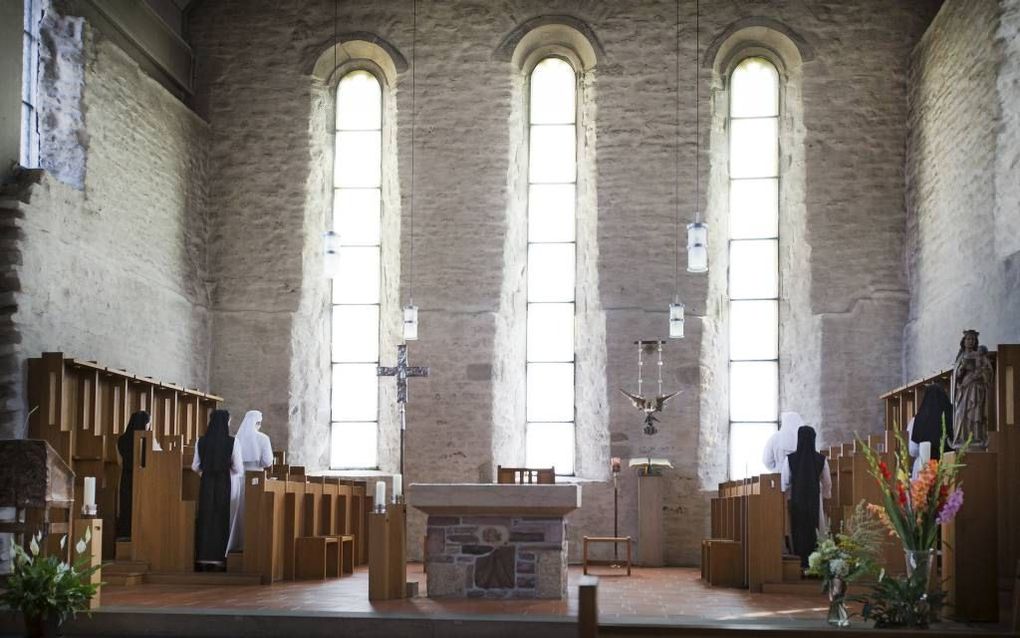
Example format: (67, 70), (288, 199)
(20, 0), (41, 168)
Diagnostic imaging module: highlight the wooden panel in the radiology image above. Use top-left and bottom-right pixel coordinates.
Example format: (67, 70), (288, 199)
(942, 450), (998, 622)
(130, 432), (195, 572)
(368, 504), (406, 600)
(637, 475), (663, 567)
(746, 474), (783, 591)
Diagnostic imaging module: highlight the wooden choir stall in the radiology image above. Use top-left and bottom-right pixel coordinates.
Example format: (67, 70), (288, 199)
(24, 352), (370, 587)
(701, 343), (1020, 624)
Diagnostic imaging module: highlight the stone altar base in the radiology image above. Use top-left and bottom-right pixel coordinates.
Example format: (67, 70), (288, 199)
(425, 515), (567, 599)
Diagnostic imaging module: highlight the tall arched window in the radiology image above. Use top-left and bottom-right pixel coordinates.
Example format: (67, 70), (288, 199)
(728, 57), (780, 479)
(330, 70), (383, 469)
(525, 57), (577, 475)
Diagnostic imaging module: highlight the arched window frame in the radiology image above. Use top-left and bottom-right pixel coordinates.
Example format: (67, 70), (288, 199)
(329, 64), (388, 470)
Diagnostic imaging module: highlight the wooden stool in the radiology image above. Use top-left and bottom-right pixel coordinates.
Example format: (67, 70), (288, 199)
(582, 536), (632, 576)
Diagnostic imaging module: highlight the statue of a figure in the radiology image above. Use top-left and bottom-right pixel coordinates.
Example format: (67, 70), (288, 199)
(951, 329), (994, 450)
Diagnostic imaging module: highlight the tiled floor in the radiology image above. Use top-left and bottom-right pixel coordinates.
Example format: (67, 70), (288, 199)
(102, 564), (836, 622)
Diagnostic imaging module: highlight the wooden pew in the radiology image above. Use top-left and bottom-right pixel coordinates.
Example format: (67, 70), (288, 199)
(702, 474), (784, 591)
(27, 352), (221, 561)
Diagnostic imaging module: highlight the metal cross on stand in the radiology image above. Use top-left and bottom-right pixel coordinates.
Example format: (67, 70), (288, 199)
(377, 344), (430, 477)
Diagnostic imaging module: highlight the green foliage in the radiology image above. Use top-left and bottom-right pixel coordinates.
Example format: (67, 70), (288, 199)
(0, 530), (100, 625)
(856, 572), (945, 629)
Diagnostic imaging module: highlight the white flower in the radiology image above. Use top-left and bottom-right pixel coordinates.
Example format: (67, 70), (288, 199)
(829, 558), (849, 577)
(75, 538), (87, 555)
(29, 535), (39, 556)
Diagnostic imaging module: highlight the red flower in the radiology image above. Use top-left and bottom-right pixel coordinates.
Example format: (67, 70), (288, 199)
(938, 484), (949, 508)
(897, 482), (907, 506)
(879, 461), (891, 481)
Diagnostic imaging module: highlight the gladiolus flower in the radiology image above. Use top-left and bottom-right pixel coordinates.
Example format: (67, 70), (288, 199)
(911, 461), (938, 513)
(879, 460), (891, 481)
(936, 488), (964, 524)
(897, 482), (907, 506)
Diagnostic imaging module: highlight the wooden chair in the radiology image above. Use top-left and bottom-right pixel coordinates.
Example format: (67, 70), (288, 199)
(496, 466), (555, 484)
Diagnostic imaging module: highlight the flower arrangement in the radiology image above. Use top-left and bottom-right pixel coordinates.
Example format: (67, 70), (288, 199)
(856, 420), (967, 551)
(807, 501), (884, 626)
(0, 529), (101, 635)
(853, 418), (968, 628)
(807, 501), (883, 587)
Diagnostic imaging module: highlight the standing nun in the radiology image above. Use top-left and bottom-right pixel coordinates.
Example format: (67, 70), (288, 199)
(781, 425), (832, 568)
(908, 384), (954, 477)
(116, 411), (151, 539)
(192, 409), (243, 570)
(226, 410), (274, 552)
(762, 411), (804, 473)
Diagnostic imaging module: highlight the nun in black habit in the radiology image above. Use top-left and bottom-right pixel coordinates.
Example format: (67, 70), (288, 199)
(781, 425), (832, 568)
(191, 409), (244, 569)
(116, 410), (151, 539)
(907, 383), (954, 477)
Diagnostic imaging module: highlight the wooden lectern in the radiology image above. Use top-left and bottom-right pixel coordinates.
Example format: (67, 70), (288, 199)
(368, 503), (407, 600)
(0, 439), (75, 560)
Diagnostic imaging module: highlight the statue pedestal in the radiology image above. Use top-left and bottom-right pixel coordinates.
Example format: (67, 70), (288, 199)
(942, 450), (998, 622)
(637, 475), (664, 566)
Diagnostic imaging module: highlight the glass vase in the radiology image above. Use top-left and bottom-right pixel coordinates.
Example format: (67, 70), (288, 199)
(826, 577), (850, 627)
(904, 548), (936, 595)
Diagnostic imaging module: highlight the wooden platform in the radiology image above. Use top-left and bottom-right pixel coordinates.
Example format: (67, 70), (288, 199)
(2, 566), (1008, 637)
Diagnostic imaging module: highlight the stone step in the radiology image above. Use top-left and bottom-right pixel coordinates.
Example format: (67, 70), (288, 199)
(145, 571), (262, 586)
(103, 572), (145, 587)
(103, 560), (149, 575)
(114, 540), (133, 561)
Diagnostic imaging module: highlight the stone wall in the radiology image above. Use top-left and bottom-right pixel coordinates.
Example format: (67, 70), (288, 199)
(188, 0), (938, 565)
(905, 0), (1020, 379)
(1, 6), (211, 439)
(425, 515), (567, 599)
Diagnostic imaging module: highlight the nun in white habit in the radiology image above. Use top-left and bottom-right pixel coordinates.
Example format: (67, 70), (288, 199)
(226, 410), (274, 553)
(762, 411), (805, 473)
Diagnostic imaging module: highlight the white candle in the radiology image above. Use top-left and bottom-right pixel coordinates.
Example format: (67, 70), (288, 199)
(375, 480), (386, 510)
(392, 474), (402, 501)
(919, 441), (932, 465)
(83, 476), (96, 507)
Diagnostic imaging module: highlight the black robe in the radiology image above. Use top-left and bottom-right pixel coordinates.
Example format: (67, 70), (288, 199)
(911, 383), (954, 460)
(787, 426), (825, 568)
(116, 411), (150, 539)
(195, 411), (235, 564)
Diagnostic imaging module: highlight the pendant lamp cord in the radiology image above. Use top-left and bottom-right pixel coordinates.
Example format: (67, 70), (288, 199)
(695, 0), (700, 225)
(408, 0), (417, 307)
(673, 0), (681, 298)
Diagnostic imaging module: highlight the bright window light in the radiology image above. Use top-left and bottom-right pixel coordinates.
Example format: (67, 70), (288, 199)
(526, 58), (578, 472)
(727, 57), (781, 479)
(331, 70), (384, 469)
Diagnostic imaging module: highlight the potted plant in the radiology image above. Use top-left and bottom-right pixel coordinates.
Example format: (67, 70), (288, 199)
(806, 501), (883, 626)
(1, 529), (100, 637)
(855, 421), (968, 627)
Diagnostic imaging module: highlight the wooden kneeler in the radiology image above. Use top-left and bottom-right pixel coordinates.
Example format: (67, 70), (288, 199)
(294, 535), (355, 580)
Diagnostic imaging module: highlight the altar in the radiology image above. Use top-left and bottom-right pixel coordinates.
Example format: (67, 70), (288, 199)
(408, 483), (581, 599)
